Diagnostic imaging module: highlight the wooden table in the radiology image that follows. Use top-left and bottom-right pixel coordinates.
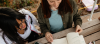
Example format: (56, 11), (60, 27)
(28, 19), (100, 44)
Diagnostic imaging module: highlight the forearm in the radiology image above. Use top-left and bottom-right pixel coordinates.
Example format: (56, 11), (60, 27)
(39, 23), (50, 36)
(73, 14), (82, 27)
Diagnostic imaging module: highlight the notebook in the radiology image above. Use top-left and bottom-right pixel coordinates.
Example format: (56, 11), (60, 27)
(52, 32), (86, 44)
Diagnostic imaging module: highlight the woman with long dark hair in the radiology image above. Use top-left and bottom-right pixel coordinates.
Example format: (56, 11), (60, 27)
(37, 0), (82, 42)
(0, 7), (41, 44)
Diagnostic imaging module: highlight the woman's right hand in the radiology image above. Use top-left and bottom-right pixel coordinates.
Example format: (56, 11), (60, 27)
(98, 17), (100, 20)
(45, 32), (53, 42)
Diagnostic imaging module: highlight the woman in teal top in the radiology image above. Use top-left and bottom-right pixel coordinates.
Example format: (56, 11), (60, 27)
(37, 0), (82, 42)
(49, 9), (64, 33)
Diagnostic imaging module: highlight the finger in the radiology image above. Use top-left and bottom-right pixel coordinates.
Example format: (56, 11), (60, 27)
(49, 36), (53, 42)
(78, 29), (82, 33)
(50, 34), (53, 40)
(76, 29), (78, 32)
(47, 34), (53, 42)
(50, 34), (53, 38)
(46, 36), (51, 42)
(98, 17), (100, 20)
(46, 33), (53, 42)
(76, 29), (81, 33)
(50, 35), (53, 42)
(45, 34), (50, 41)
(77, 29), (81, 32)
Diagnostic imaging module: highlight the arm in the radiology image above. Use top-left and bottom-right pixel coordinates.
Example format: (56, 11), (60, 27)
(37, 4), (50, 35)
(37, 5), (53, 42)
(72, 0), (82, 27)
(72, 0), (82, 33)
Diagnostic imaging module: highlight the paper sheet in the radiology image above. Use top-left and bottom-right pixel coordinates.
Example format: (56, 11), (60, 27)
(52, 37), (68, 44)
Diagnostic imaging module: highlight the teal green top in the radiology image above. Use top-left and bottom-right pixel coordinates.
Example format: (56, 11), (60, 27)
(49, 9), (64, 33)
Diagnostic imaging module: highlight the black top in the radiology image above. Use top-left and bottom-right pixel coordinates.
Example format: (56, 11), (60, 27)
(25, 31), (39, 42)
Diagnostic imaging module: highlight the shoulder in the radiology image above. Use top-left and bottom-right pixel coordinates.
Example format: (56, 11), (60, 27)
(37, 3), (42, 13)
(69, 0), (78, 13)
(69, 0), (77, 9)
(37, 3), (44, 19)
(69, 0), (76, 5)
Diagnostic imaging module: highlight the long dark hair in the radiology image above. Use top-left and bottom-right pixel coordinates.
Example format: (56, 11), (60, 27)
(41, 0), (73, 18)
(0, 7), (26, 44)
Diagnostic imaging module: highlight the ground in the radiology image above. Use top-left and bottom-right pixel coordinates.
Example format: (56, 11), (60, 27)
(77, 0), (100, 16)
(28, 0), (100, 17)
(21, 0), (100, 23)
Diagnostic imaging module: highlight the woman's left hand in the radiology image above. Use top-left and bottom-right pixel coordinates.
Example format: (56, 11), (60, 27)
(75, 25), (83, 33)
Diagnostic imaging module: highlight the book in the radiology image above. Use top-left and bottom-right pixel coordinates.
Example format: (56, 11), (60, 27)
(52, 32), (86, 44)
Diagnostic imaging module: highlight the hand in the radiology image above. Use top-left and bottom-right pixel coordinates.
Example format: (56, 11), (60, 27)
(45, 32), (53, 42)
(25, 41), (28, 44)
(76, 25), (83, 33)
(98, 17), (100, 20)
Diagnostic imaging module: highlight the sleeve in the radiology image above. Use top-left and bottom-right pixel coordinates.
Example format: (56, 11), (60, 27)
(72, 0), (82, 27)
(0, 35), (14, 44)
(0, 36), (6, 44)
(37, 4), (50, 35)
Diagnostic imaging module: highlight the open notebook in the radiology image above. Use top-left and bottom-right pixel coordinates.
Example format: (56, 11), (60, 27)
(52, 32), (86, 44)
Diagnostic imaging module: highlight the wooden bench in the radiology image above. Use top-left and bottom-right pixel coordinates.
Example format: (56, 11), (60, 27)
(28, 19), (100, 44)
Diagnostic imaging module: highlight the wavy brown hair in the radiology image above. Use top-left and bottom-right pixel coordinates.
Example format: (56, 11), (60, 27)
(41, 0), (73, 18)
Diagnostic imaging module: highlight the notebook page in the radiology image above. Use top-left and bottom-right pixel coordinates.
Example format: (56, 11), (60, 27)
(67, 32), (81, 44)
(79, 35), (86, 44)
(52, 37), (68, 44)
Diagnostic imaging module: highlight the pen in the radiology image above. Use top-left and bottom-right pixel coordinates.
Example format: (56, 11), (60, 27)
(93, 41), (95, 44)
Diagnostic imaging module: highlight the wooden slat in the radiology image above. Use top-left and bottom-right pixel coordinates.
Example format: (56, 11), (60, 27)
(28, 37), (47, 44)
(80, 24), (100, 37)
(52, 28), (75, 39)
(46, 31), (100, 44)
(84, 32), (100, 44)
(28, 28), (75, 44)
(46, 24), (100, 44)
(28, 19), (100, 44)
(96, 40), (100, 44)
(81, 19), (100, 29)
